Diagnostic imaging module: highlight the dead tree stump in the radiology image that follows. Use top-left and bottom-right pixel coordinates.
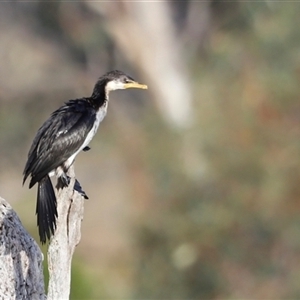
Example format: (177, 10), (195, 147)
(0, 165), (85, 300)
(0, 197), (45, 300)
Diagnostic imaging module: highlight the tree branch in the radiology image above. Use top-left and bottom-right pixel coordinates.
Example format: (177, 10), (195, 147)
(47, 165), (85, 300)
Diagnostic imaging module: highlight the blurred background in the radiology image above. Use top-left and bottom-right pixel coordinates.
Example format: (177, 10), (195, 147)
(1, 1), (300, 299)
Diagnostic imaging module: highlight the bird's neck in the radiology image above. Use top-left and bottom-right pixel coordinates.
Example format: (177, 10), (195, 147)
(89, 89), (109, 110)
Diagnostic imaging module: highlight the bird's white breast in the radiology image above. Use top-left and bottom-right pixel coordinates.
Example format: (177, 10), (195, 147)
(65, 103), (108, 168)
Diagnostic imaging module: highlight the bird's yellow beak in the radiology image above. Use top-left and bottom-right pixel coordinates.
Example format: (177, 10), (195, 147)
(124, 82), (148, 90)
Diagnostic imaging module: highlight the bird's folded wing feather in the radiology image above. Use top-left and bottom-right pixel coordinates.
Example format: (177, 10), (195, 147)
(23, 101), (96, 186)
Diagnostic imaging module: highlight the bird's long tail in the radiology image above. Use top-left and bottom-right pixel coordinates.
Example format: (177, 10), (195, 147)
(37, 175), (57, 244)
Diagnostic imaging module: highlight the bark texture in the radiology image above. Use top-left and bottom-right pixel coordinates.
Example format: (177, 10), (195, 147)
(47, 165), (85, 300)
(0, 197), (45, 300)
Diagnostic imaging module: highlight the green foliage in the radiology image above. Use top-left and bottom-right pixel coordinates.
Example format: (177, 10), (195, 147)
(128, 3), (300, 299)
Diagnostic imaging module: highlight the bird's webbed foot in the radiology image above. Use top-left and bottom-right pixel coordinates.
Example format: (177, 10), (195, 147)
(56, 173), (70, 189)
(55, 172), (89, 199)
(74, 179), (89, 199)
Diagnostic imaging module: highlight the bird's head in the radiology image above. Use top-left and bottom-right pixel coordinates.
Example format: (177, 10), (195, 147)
(106, 70), (148, 92)
(92, 70), (148, 98)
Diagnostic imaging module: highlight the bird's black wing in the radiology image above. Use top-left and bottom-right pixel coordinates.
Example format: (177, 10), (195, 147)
(23, 100), (96, 187)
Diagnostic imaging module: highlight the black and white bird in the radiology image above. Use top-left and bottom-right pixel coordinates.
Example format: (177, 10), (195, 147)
(23, 70), (148, 243)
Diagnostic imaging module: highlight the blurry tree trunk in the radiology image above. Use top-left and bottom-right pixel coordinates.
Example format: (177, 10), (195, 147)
(86, 1), (207, 179)
(0, 197), (45, 300)
(47, 165), (85, 300)
(87, 1), (193, 129)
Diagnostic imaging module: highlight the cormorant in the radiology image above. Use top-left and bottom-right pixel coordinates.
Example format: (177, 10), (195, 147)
(23, 70), (148, 244)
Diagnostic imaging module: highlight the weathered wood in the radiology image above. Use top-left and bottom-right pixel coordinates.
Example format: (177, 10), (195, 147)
(47, 165), (85, 300)
(0, 197), (45, 300)
(0, 165), (85, 300)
